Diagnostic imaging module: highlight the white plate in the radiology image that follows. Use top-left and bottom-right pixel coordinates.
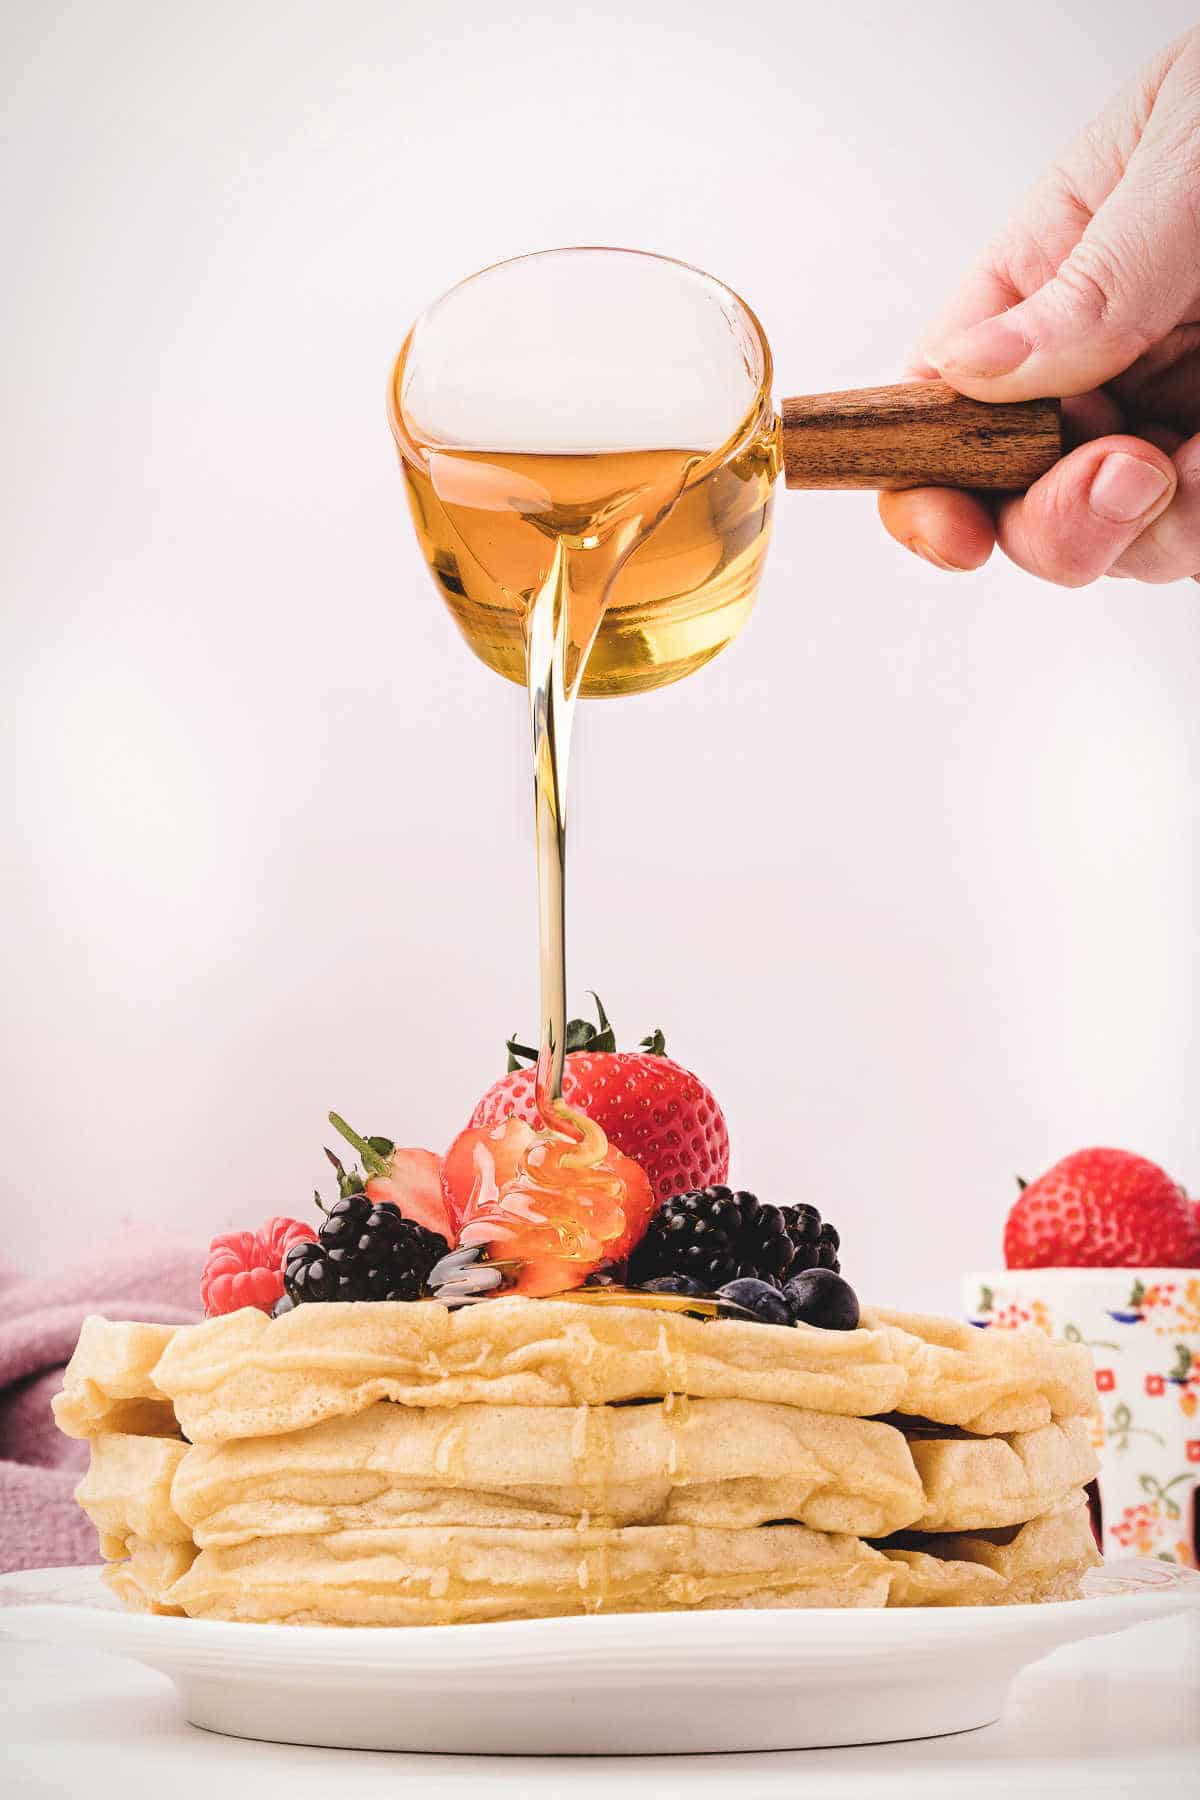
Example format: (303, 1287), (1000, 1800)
(2, 1561), (1198, 1755)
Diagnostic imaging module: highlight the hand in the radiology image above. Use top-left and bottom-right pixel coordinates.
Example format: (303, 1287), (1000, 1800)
(879, 28), (1200, 586)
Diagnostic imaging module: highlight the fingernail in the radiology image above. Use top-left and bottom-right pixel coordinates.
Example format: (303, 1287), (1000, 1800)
(910, 537), (968, 572)
(1089, 453), (1171, 524)
(927, 316), (1031, 379)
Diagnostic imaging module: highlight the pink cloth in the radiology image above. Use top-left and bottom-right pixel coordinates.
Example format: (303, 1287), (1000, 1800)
(0, 1229), (205, 1573)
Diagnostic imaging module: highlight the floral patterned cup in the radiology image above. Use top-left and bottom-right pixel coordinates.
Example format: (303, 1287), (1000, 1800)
(964, 1269), (1200, 1568)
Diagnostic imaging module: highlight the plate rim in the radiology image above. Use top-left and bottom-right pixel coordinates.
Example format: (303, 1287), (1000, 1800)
(3, 1561), (1198, 1665)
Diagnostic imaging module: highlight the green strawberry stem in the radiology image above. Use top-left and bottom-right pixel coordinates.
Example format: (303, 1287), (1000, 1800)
(328, 1112), (392, 1178)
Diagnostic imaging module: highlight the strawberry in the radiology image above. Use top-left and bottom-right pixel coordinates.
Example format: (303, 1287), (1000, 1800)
(443, 1116), (538, 1226)
(466, 995), (729, 1205)
(452, 1112), (655, 1295)
(328, 1113), (458, 1240)
(201, 1216), (316, 1317)
(1004, 1148), (1197, 1269)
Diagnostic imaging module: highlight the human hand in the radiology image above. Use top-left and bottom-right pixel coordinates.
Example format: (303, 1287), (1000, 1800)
(879, 28), (1200, 586)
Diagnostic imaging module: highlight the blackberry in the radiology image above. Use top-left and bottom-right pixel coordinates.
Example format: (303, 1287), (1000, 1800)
(779, 1203), (841, 1277)
(628, 1186), (796, 1292)
(283, 1198), (448, 1306)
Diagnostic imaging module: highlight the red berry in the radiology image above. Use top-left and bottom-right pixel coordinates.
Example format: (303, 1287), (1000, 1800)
(441, 1115), (656, 1294)
(442, 1117), (536, 1227)
(468, 1052), (728, 1206)
(367, 1146), (458, 1242)
(201, 1216), (316, 1317)
(327, 1115), (457, 1241)
(1004, 1149), (1195, 1270)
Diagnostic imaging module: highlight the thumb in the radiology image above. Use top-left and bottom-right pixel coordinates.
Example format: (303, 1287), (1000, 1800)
(924, 128), (1198, 403)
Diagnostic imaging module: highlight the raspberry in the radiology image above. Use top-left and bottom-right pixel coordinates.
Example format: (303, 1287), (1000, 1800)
(201, 1216), (316, 1317)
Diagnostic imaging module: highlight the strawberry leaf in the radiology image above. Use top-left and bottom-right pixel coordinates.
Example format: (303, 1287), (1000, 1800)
(323, 1147), (365, 1198)
(506, 1033), (538, 1072)
(585, 992), (616, 1049)
(502, 994), (664, 1067)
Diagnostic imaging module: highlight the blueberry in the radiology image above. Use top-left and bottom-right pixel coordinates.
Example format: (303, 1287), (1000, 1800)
(783, 1268), (859, 1332)
(640, 1274), (707, 1297)
(715, 1277), (793, 1326)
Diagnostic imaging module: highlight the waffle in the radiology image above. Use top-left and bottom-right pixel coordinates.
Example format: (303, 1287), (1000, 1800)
(864, 1308), (1098, 1434)
(903, 1415), (1098, 1532)
(168, 1521), (896, 1624)
(149, 1300), (915, 1441)
(74, 1433), (192, 1557)
(57, 1299), (1096, 1447)
(52, 1318), (180, 1440)
(56, 1295), (1103, 1622)
(881, 1495), (1101, 1606)
(102, 1537), (198, 1616)
(171, 1398), (927, 1541)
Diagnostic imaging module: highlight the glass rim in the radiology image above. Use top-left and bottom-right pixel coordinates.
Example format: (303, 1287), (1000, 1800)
(386, 245), (775, 479)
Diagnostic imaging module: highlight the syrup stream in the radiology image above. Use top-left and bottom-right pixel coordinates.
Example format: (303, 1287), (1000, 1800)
(523, 466), (696, 1123)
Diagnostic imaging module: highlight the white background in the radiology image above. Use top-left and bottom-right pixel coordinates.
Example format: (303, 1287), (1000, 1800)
(3, 0), (1197, 1309)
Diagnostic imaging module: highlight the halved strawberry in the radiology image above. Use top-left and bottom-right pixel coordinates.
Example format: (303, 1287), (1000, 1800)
(328, 1113), (457, 1241)
(443, 1117), (538, 1231)
(455, 1116), (655, 1296)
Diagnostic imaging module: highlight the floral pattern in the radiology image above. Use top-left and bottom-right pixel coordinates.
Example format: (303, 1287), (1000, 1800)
(965, 1269), (1200, 1568)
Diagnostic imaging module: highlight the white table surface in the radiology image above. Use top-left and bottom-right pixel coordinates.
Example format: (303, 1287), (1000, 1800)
(4, 1614), (1198, 1798)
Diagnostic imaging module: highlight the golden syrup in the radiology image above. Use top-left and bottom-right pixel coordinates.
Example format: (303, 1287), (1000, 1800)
(569, 1401), (617, 1528)
(556, 1287), (721, 1319)
(456, 1107), (654, 1292)
(399, 437), (777, 699)
(432, 1417), (470, 1487)
(569, 1404), (590, 1466)
(575, 1534), (612, 1614)
(656, 1320), (690, 1398)
(661, 1388), (692, 1470)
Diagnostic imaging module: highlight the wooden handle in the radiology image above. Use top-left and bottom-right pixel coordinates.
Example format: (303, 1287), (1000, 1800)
(780, 380), (1062, 491)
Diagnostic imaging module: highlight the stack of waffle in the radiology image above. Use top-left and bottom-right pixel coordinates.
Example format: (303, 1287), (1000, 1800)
(53, 1298), (1101, 1624)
